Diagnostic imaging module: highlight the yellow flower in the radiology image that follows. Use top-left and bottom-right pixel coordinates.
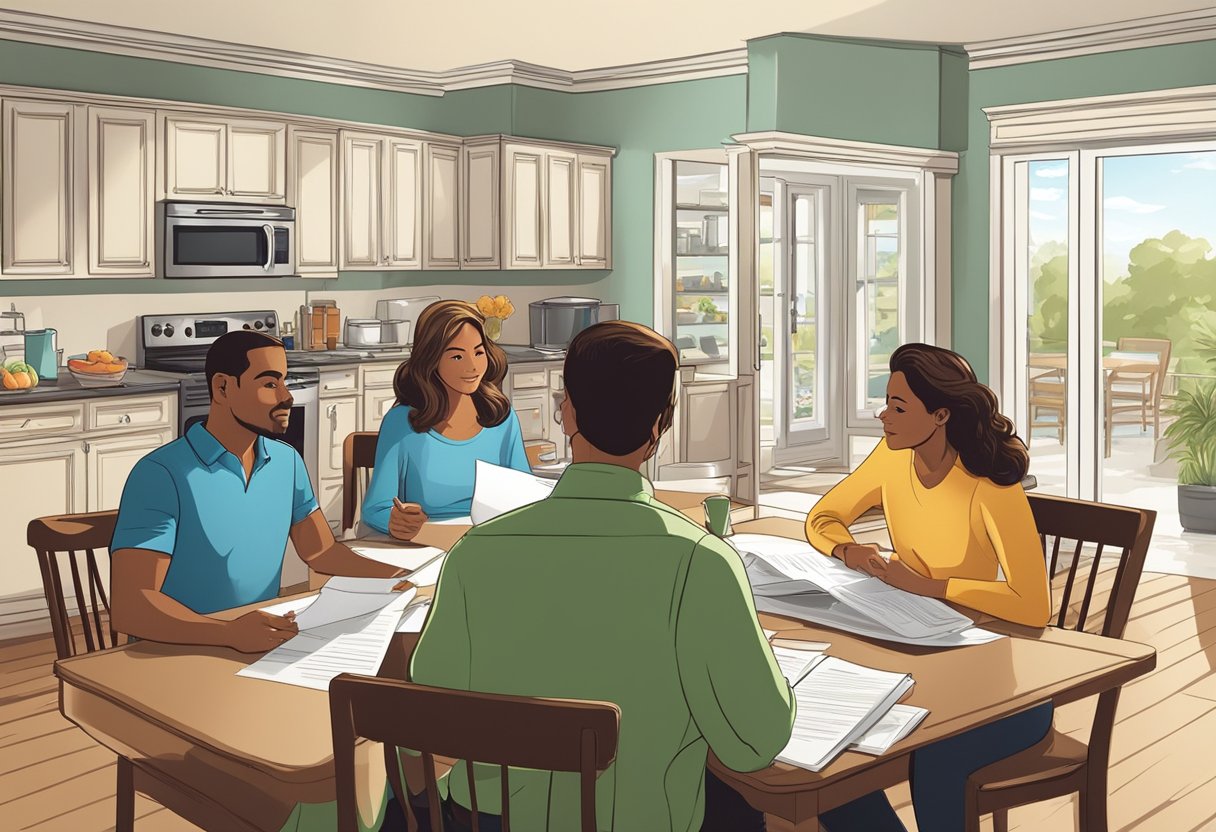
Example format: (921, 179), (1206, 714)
(476, 295), (495, 316)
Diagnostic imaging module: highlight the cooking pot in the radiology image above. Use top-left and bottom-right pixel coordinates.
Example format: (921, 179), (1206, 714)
(344, 318), (382, 347)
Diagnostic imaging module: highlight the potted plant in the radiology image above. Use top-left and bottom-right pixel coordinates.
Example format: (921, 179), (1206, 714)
(1165, 322), (1216, 533)
(696, 296), (718, 323)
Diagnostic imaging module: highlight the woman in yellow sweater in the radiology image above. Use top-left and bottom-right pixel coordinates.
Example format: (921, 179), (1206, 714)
(809, 343), (1053, 832)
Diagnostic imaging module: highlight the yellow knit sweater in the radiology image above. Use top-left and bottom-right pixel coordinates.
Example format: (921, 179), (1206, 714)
(805, 439), (1051, 627)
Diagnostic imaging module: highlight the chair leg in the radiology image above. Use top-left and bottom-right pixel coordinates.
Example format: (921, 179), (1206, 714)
(1078, 785), (1089, 832)
(993, 808), (1010, 832)
(1084, 777), (1109, 832)
(116, 755), (135, 832)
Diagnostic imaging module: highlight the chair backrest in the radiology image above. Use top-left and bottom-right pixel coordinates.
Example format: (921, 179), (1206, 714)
(1117, 337), (1172, 399)
(329, 674), (620, 832)
(341, 431), (379, 533)
(27, 510), (120, 660)
(1026, 493), (1155, 639)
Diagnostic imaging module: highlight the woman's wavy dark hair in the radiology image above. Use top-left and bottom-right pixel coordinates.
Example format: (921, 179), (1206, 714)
(393, 300), (511, 433)
(890, 343), (1029, 486)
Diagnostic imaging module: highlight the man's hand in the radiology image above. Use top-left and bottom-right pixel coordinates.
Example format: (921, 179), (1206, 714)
(389, 578), (436, 602)
(876, 556), (946, 599)
(832, 542), (887, 576)
(226, 610), (299, 653)
(388, 497), (428, 541)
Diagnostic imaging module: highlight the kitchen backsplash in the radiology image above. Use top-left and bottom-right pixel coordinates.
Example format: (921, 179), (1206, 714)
(0, 284), (609, 362)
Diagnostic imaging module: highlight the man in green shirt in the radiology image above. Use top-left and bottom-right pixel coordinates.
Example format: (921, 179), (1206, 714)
(409, 321), (795, 831)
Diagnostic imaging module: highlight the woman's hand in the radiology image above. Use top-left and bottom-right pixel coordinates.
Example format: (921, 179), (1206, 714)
(389, 497), (428, 541)
(832, 542), (887, 576)
(877, 556), (948, 599)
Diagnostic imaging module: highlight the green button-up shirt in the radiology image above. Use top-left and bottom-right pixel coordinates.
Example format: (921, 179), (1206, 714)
(410, 463), (795, 831)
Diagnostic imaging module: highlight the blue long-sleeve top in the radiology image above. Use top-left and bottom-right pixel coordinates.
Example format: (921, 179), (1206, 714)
(362, 403), (531, 530)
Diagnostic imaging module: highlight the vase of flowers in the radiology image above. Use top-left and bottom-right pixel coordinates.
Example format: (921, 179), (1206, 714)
(476, 294), (515, 341)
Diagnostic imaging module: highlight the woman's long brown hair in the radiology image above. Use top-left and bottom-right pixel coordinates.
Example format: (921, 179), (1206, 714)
(890, 343), (1029, 486)
(393, 300), (511, 433)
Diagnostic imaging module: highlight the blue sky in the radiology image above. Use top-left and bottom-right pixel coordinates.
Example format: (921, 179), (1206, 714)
(1028, 151), (1216, 274)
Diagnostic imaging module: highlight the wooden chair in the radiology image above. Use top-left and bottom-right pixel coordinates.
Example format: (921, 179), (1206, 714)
(1105, 337), (1172, 456)
(965, 493), (1156, 832)
(329, 674), (620, 832)
(1028, 365), (1067, 445)
(341, 431), (379, 534)
(27, 509), (121, 661)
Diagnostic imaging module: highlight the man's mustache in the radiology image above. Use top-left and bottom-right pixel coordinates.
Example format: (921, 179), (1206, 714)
(272, 400), (294, 413)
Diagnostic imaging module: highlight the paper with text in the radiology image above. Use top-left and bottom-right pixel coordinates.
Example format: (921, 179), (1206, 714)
(771, 644), (828, 686)
(237, 589), (415, 690)
(397, 601), (431, 633)
(470, 460), (557, 524)
(850, 704), (929, 755)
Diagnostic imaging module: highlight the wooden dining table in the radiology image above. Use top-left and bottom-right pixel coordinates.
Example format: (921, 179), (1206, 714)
(54, 498), (1156, 832)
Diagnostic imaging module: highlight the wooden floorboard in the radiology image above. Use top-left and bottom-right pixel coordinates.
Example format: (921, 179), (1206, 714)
(3, 568), (1216, 832)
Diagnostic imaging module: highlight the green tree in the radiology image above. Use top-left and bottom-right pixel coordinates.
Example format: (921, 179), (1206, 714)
(1028, 240), (1068, 354)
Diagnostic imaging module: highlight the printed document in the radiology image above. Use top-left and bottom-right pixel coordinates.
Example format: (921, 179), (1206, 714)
(771, 644), (828, 686)
(238, 588), (416, 690)
(778, 656), (914, 772)
(849, 704), (929, 755)
(470, 460), (557, 524)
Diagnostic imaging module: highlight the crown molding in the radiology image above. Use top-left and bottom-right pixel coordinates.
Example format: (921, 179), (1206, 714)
(730, 131), (960, 175)
(0, 8), (748, 96)
(965, 8), (1216, 70)
(985, 82), (1216, 150)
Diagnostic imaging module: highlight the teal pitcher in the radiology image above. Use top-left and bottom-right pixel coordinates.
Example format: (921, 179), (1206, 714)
(24, 328), (58, 381)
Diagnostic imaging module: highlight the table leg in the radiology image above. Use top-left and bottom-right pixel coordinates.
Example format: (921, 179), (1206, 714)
(116, 755), (134, 832)
(766, 812), (820, 831)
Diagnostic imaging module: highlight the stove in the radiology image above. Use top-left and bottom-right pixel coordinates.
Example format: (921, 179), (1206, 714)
(138, 310), (320, 489)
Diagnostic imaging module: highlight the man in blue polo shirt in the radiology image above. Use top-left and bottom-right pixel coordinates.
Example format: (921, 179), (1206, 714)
(110, 330), (413, 653)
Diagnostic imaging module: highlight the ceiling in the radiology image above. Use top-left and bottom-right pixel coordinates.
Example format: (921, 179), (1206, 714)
(4, 0), (1214, 73)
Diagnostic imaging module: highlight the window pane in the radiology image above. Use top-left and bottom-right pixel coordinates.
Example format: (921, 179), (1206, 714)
(790, 193), (820, 425)
(674, 161), (729, 364)
(858, 200), (900, 409)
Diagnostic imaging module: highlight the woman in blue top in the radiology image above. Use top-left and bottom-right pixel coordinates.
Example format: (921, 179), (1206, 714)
(362, 299), (530, 539)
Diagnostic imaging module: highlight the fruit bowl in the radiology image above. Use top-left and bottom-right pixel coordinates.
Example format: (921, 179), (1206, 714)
(67, 352), (129, 387)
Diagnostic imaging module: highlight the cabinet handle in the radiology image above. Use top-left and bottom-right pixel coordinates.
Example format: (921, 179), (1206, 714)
(327, 403), (338, 418)
(82, 441), (90, 454)
(120, 413), (132, 424)
(20, 418), (30, 429)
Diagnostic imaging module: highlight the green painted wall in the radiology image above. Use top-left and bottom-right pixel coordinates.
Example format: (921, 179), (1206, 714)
(745, 34), (956, 149)
(511, 77), (748, 324)
(955, 39), (1216, 379)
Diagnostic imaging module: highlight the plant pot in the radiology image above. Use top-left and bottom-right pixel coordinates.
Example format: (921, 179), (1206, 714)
(1178, 484), (1216, 533)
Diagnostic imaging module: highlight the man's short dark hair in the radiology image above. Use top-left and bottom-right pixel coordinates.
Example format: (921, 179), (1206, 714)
(563, 322), (678, 456)
(205, 330), (284, 398)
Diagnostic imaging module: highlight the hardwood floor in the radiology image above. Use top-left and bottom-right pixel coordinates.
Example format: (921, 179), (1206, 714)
(3, 570), (1216, 831)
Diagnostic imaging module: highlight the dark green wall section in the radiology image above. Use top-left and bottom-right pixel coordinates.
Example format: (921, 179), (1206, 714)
(511, 77), (748, 324)
(953, 39), (1216, 379)
(745, 34), (955, 149)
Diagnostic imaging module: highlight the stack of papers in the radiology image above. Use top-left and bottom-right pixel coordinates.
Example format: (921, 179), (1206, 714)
(730, 534), (1003, 648)
(470, 460), (557, 524)
(779, 656), (915, 772)
(850, 704), (929, 755)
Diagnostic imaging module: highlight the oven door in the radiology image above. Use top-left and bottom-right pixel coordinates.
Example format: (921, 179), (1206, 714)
(164, 217), (294, 278)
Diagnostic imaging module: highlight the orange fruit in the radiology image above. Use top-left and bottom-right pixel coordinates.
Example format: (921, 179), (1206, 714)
(1, 370), (16, 390)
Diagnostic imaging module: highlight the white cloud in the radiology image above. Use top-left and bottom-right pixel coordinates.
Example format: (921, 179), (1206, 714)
(1031, 187), (1063, 202)
(1029, 210), (1057, 221)
(1183, 158), (1216, 171)
(1033, 164), (1069, 179)
(1104, 196), (1165, 214)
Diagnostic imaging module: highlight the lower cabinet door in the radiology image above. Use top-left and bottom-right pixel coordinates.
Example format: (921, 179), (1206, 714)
(86, 430), (173, 512)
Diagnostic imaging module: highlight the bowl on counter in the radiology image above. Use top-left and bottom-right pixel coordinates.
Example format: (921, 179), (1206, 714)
(676, 309), (699, 325)
(67, 354), (129, 387)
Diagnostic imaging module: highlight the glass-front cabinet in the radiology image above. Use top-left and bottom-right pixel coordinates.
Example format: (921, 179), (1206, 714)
(672, 161), (730, 367)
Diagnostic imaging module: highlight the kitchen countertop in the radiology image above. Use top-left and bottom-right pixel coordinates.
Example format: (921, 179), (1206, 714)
(286, 344), (565, 370)
(0, 369), (185, 406)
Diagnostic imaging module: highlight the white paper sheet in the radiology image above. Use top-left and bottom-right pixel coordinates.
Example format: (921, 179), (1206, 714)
(850, 704), (929, 755)
(237, 589), (416, 690)
(470, 460), (557, 524)
(777, 657), (914, 772)
(771, 644), (828, 686)
(350, 543), (446, 573)
(288, 576), (404, 631)
(403, 551), (447, 587)
(397, 602), (432, 633)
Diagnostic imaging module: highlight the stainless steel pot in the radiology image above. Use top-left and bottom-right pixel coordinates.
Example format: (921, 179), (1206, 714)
(344, 318), (382, 347)
(378, 320), (410, 346)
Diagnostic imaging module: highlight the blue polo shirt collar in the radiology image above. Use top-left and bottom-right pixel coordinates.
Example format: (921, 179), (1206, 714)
(186, 422), (271, 473)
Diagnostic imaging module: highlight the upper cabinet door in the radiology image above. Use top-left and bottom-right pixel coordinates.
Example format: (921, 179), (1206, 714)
(88, 106), (155, 277)
(341, 132), (383, 269)
(506, 145), (543, 269)
(288, 127), (339, 277)
(544, 150), (577, 268)
(460, 140), (500, 270)
(423, 142), (460, 270)
(577, 154), (611, 269)
(227, 119), (286, 202)
(2, 100), (75, 275)
(384, 138), (421, 269)
(164, 116), (226, 198)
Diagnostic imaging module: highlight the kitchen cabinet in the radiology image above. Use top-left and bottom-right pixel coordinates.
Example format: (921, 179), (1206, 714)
(88, 106), (156, 277)
(506, 362), (568, 452)
(460, 138), (500, 269)
(162, 114), (286, 203)
(424, 141), (461, 270)
(340, 131), (422, 270)
(86, 429), (173, 512)
(2, 99), (76, 275)
(320, 395), (361, 481)
(287, 127), (339, 277)
(469, 137), (614, 271)
(364, 387), (398, 434)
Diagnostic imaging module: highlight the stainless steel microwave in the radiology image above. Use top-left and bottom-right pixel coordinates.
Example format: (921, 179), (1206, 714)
(158, 202), (295, 278)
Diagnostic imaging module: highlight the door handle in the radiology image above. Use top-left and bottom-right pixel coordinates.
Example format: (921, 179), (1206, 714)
(262, 224), (275, 271)
(790, 299), (798, 335)
(755, 313), (762, 372)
